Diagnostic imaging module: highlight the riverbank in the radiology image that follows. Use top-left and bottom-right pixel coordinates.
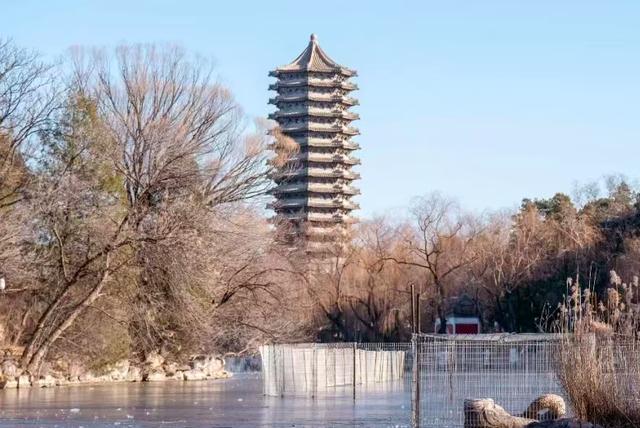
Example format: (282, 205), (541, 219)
(0, 352), (231, 389)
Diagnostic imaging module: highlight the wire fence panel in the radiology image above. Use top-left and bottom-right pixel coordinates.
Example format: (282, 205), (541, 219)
(259, 343), (411, 397)
(414, 334), (568, 428)
(259, 335), (590, 427)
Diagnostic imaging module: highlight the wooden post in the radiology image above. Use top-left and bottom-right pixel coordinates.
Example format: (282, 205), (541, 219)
(410, 283), (416, 334)
(411, 284), (421, 426)
(416, 292), (421, 334)
(311, 347), (316, 399)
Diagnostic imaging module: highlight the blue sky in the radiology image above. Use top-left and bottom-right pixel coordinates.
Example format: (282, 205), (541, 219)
(3, 1), (640, 217)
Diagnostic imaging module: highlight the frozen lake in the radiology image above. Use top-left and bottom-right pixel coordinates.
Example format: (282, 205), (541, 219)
(0, 374), (412, 427)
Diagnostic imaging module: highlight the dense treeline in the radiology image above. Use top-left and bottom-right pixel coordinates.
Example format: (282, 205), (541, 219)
(304, 181), (640, 341)
(0, 39), (638, 375)
(307, 182), (640, 341)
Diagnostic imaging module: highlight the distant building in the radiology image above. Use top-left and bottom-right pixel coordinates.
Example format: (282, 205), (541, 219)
(434, 295), (481, 334)
(267, 34), (360, 252)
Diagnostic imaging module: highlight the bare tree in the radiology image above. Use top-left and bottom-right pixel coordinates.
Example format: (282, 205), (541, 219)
(382, 193), (480, 333)
(299, 245), (358, 341)
(0, 39), (57, 352)
(346, 219), (412, 341)
(19, 44), (281, 373)
(0, 39), (58, 208)
(471, 209), (551, 331)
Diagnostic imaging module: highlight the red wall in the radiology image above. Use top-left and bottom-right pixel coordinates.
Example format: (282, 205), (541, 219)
(455, 323), (479, 334)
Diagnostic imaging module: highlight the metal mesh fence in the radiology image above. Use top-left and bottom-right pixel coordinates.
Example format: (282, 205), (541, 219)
(259, 342), (411, 397)
(258, 335), (638, 426)
(414, 333), (567, 427)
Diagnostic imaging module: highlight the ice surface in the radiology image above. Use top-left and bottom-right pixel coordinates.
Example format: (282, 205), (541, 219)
(0, 374), (411, 427)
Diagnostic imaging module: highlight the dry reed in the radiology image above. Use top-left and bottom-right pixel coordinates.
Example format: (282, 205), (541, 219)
(555, 272), (640, 428)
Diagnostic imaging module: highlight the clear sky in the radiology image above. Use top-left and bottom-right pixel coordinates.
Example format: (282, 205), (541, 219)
(2, 1), (640, 217)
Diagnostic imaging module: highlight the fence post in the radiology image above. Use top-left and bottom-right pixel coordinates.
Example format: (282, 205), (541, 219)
(352, 342), (357, 400)
(280, 345), (286, 397)
(312, 346), (316, 399)
(412, 334), (421, 428)
(411, 284), (416, 334)
(416, 292), (421, 334)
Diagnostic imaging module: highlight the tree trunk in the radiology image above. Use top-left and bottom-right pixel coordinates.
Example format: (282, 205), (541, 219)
(434, 280), (448, 334)
(20, 284), (75, 369)
(436, 301), (447, 334)
(437, 313), (448, 334)
(25, 259), (110, 375)
(11, 304), (31, 347)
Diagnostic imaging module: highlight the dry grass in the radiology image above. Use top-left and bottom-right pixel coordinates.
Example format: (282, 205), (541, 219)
(557, 336), (640, 427)
(555, 272), (640, 428)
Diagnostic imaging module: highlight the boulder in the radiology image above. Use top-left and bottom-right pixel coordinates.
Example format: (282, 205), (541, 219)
(170, 370), (185, 380)
(0, 378), (18, 389)
(163, 362), (179, 377)
(17, 374), (31, 388)
(144, 351), (164, 370)
(214, 370), (232, 379)
(143, 369), (166, 382)
(126, 366), (142, 382)
(463, 398), (603, 428)
(55, 377), (72, 386)
(66, 375), (80, 383)
(189, 355), (225, 377)
(182, 369), (207, 381)
(36, 375), (57, 388)
(78, 372), (100, 383)
(521, 394), (567, 420)
(107, 360), (130, 381)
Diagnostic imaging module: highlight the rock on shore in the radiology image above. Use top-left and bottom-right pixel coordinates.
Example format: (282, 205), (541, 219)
(0, 353), (231, 389)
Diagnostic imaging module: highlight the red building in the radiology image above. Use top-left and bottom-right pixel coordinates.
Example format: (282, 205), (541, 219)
(434, 295), (481, 334)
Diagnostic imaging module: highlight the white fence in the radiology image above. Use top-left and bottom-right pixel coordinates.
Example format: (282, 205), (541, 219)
(259, 343), (408, 396)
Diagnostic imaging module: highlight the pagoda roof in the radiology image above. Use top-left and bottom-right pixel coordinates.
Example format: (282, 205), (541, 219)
(272, 34), (356, 76)
(269, 80), (358, 91)
(268, 138), (360, 151)
(269, 94), (359, 106)
(268, 109), (359, 121)
(270, 182), (360, 196)
(278, 123), (360, 135)
(274, 167), (360, 180)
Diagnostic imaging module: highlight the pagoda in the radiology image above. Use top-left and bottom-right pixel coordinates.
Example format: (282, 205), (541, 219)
(268, 34), (360, 251)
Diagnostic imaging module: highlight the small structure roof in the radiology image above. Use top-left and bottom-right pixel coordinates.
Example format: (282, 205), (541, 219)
(446, 295), (478, 318)
(273, 34), (356, 76)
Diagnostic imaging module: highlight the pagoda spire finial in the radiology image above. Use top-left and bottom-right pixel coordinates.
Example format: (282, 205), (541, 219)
(272, 34), (355, 75)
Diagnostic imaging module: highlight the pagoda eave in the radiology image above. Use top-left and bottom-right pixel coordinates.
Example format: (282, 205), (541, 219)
(268, 111), (360, 121)
(269, 67), (356, 78)
(268, 95), (359, 106)
(269, 82), (358, 91)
